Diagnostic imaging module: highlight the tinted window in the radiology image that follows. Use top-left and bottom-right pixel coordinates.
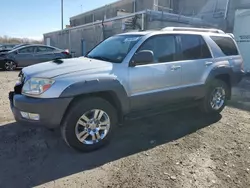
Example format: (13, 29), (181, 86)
(211, 36), (239, 56)
(179, 35), (212, 60)
(18, 47), (35, 53)
(36, 46), (54, 52)
(138, 35), (176, 63)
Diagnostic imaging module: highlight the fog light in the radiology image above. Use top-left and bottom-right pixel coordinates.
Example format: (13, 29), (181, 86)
(20, 111), (29, 119)
(29, 113), (40, 121)
(20, 111), (40, 121)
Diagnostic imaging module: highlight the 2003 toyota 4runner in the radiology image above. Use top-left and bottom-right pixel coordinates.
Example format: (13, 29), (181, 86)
(9, 27), (244, 152)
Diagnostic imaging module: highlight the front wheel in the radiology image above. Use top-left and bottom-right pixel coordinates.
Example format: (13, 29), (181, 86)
(4, 60), (16, 71)
(61, 97), (117, 152)
(200, 79), (229, 114)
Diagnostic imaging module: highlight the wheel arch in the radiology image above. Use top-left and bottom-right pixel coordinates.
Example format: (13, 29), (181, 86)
(60, 79), (130, 124)
(4, 59), (18, 66)
(205, 66), (233, 99)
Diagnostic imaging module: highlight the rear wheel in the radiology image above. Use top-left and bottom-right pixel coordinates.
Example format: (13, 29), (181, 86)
(4, 60), (16, 71)
(200, 79), (229, 114)
(61, 97), (117, 152)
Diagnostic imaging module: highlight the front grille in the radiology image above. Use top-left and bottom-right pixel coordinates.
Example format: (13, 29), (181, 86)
(18, 71), (25, 84)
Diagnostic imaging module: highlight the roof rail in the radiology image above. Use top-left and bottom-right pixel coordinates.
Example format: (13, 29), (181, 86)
(227, 33), (235, 38)
(161, 27), (225, 34)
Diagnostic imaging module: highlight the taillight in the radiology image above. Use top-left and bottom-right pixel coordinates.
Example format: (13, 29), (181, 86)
(62, 51), (70, 55)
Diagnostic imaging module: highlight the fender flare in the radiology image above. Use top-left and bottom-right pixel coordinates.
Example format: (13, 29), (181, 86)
(60, 78), (130, 114)
(205, 66), (233, 85)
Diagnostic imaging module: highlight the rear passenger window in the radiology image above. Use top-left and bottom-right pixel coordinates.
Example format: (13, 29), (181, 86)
(179, 35), (212, 60)
(210, 36), (239, 56)
(36, 46), (54, 52)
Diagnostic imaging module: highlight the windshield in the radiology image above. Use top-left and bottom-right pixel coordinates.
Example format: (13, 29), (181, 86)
(86, 35), (142, 63)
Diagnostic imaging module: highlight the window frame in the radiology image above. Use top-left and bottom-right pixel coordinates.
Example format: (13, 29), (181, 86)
(176, 34), (212, 61)
(132, 34), (179, 66)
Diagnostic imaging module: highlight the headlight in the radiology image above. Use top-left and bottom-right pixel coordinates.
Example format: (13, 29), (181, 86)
(22, 78), (55, 95)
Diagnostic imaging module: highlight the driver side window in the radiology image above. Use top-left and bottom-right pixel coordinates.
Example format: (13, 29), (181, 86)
(138, 35), (177, 64)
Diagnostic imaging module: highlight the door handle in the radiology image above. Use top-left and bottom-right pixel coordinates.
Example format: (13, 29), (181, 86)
(205, 62), (213, 66)
(171, 65), (181, 71)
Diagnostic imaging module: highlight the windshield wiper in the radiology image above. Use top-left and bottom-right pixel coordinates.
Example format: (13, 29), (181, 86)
(87, 55), (117, 63)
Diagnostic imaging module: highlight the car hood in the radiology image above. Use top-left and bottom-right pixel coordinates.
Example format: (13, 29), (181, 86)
(0, 50), (10, 53)
(0, 52), (8, 56)
(22, 57), (114, 79)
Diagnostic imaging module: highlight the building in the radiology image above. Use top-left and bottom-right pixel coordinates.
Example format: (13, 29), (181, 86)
(44, 0), (250, 57)
(70, 0), (175, 27)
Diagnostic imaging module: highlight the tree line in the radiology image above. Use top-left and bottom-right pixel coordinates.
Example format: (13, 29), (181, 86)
(0, 35), (43, 44)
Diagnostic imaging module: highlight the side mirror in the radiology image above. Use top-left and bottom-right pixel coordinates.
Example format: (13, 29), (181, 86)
(14, 50), (18, 54)
(130, 50), (154, 67)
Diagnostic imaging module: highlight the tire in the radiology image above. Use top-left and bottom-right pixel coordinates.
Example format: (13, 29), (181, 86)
(61, 97), (118, 152)
(4, 60), (16, 71)
(200, 79), (229, 114)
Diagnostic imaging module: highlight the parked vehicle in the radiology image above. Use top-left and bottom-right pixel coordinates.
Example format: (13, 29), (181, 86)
(0, 44), (72, 70)
(0, 44), (18, 53)
(0, 43), (30, 54)
(9, 27), (244, 152)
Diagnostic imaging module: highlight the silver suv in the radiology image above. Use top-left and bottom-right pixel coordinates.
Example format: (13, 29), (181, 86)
(9, 27), (244, 152)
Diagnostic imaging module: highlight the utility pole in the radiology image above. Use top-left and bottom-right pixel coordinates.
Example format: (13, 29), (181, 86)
(61, 0), (64, 30)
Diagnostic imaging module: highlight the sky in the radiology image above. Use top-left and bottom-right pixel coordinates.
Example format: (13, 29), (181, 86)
(0, 0), (117, 40)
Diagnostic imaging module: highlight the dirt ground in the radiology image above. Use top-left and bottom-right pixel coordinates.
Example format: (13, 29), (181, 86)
(0, 70), (249, 188)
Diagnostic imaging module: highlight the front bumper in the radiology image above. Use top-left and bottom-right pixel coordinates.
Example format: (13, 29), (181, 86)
(9, 91), (72, 129)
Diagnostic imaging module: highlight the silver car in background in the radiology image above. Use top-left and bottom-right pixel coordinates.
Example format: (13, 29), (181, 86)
(0, 44), (72, 71)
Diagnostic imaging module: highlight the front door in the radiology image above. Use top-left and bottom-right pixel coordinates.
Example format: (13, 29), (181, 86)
(128, 34), (182, 110)
(14, 46), (36, 67)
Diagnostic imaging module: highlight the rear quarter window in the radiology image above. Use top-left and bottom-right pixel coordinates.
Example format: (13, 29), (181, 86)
(210, 36), (239, 56)
(178, 34), (212, 61)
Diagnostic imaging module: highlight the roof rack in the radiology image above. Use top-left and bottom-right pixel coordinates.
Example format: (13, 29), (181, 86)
(161, 27), (225, 34)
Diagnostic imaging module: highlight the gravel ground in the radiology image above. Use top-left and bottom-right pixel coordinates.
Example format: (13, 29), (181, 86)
(0, 71), (250, 188)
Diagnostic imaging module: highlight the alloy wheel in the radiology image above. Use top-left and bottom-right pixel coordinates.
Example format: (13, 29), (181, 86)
(75, 109), (111, 145)
(5, 61), (16, 71)
(210, 87), (226, 110)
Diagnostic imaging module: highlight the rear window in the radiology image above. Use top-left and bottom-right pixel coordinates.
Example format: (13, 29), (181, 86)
(210, 36), (239, 56)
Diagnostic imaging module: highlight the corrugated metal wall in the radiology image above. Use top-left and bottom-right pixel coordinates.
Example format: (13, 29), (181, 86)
(70, 0), (136, 26)
(70, 0), (176, 27)
(175, 0), (250, 32)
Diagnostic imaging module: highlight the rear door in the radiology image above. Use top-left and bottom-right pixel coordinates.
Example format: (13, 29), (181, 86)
(14, 46), (36, 67)
(33, 46), (56, 64)
(177, 34), (213, 86)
